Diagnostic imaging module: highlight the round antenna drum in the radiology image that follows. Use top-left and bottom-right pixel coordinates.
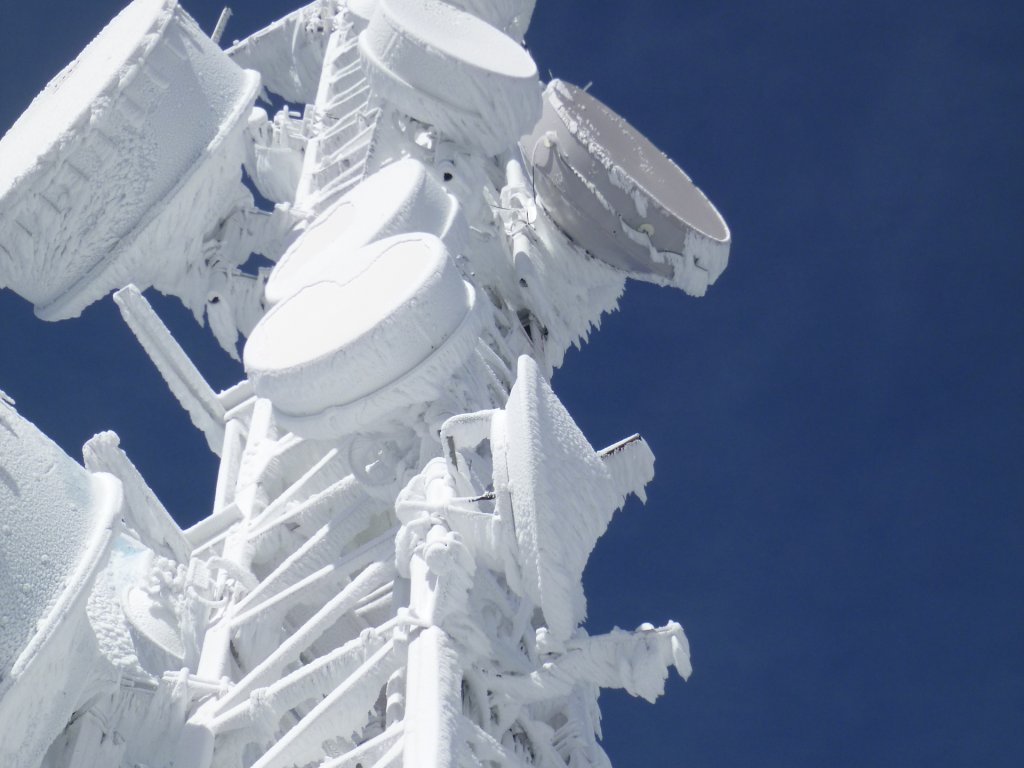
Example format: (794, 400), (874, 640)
(521, 80), (730, 295)
(265, 159), (466, 305)
(245, 233), (481, 437)
(358, 0), (540, 154)
(0, 0), (259, 320)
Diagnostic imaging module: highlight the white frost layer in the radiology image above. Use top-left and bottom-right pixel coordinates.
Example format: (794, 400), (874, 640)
(228, 1), (329, 104)
(504, 355), (622, 640)
(83, 430), (192, 564)
(0, 0), (713, 762)
(443, 0), (537, 37)
(0, 0), (169, 201)
(0, 0), (260, 319)
(359, 0), (541, 155)
(0, 398), (123, 767)
(246, 233), (478, 434)
(245, 106), (308, 205)
(598, 434), (656, 505)
(85, 534), (160, 679)
(266, 158), (467, 305)
(402, 627), (462, 768)
(113, 285), (227, 455)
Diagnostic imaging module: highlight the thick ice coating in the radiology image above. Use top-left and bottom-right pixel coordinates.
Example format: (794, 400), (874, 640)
(227, 1), (329, 104)
(359, 0), (541, 154)
(522, 79), (730, 295)
(246, 233), (475, 430)
(0, 0), (168, 201)
(435, 0), (536, 37)
(0, 398), (122, 766)
(504, 356), (623, 641)
(0, 0), (259, 320)
(265, 159), (466, 305)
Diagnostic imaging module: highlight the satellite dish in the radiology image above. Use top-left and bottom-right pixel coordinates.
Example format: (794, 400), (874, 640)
(0, 399), (122, 765)
(0, 0), (259, 320)
(521, 79), (730, 295)
(245, 233), (481, 438)
(358, 0), (540, 154)
(265, 159), (467, 305)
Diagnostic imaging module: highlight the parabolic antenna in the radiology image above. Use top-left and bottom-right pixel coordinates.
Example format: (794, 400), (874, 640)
(265, 159), (467, 305)
(0, 0), (259, 321)
(245, 233), (480, 438)
(0, 399), (122, 766)
(521, 79), (730, 294)
(358, 0), (541, 155)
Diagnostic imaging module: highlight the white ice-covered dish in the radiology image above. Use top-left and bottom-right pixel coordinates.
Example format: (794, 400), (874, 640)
(0, 0), (259, 320)
(246, 232), (480, 436)
(0, 398), (123, 766)
(265, 158), (467, 305)
(359, 0), (541, 154)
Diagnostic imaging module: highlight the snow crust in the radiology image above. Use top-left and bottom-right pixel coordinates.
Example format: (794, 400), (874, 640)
(0, 398), (123, 767)
(0, 0), (171, 202)
(445, 0), (537, 39)
(246, 233), (476, 425)
(504, 355), (621, 640)
(0, 0), (261, 320)
(265, 158), (466, 305)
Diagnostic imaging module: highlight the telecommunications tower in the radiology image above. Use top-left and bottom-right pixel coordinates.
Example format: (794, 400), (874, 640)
(0, 1), (730, 766)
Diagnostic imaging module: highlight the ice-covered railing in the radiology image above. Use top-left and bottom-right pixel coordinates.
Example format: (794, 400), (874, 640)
(0, 1), (729, 766)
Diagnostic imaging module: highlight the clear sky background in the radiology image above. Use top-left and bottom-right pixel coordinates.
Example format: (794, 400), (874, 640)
(1, 1), (1022, 765)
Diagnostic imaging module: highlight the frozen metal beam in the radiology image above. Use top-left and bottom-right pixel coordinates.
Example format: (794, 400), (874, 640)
(114, 284), (226, 454)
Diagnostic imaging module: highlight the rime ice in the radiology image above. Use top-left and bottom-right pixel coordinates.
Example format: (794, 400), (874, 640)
(0, 1), (729, 766)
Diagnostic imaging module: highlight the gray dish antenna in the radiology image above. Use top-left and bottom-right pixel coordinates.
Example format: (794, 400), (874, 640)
(521, 79), (730, 294)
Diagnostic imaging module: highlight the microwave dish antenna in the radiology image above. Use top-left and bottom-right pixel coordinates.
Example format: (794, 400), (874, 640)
(522, 79), (730, 296)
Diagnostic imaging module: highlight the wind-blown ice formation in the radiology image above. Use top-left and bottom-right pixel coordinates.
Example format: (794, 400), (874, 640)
(0, 1), (730, 766)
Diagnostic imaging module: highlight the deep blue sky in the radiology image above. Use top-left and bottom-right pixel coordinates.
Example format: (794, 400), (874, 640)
(2, 1), (1022, 765)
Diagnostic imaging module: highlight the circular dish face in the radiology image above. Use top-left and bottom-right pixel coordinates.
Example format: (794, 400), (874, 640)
(0, 0), (170, 201)
(522, 79), (730, 285)
(502, 355), (619, 641)
(373, 0), (535, 79)
(359, 0), (539, 153)
(265, 198), (359, 305)
(0, 399), (121, 684)
(246, 233), (472, 418)
(265, 159), (460, 305)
